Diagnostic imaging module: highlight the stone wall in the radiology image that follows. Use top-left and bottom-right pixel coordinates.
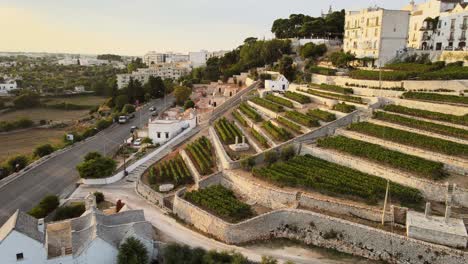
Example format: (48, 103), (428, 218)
(209, 126), (236, 170)
(383, 97), (468, 116)
(136, 180), (165, 207)
(180, 149), (201, 186)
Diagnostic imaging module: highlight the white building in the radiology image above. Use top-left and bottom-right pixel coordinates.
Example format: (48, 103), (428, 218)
(143, 51), (189, 65)
(0, 79), (18, 95)
(117, 62), (191, 89)
(433, 3), (468, 50)
(189, 50), (229, 67)
(262, 71), (289, 93)
(148, 108), (197, 145)
(403, 0), (463, 50)
(0, 196), (155, 264)
(344, 7), (410, 66)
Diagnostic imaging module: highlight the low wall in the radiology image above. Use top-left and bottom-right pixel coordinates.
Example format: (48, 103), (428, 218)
(246, 100), (279, 119)
(180, 149), (201, 185)
(136, 180), (165, 207)
(173, 194), (468, 264)
(209, 126), (236, 170)
(386, 98), (468, 116)
(351, 87), (404, 98)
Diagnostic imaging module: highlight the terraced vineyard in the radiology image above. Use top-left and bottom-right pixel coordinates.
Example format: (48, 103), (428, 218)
(307, 109), (336, 122)
(253, 155), (423, 206)
(262, 121), (292, 142)
(374, 111), (468, 140)
(317, 136), (447, 180)
(232, 110), (248, 127)
(312, 84), (354, 94)
(185, 136), (214, 175)
(250, 97), (284, 112)
(251, 129), (269, 148)
(185, 185), (254, 223)
(214, 117), (243, 144)
(265, 94), (294, 108)
(348, 122), (468, 158)
(300, 89), (363, 104)
(383, 104), (468, 126)
(402, 92), (468, 105)
(333, 102), (356, 113)
(276, 116), (303, 134)
(284, 91), (311, 104)
(148, 154), (192, 189)
(239, 103), (263, 122)
(285, 111), (320, 127)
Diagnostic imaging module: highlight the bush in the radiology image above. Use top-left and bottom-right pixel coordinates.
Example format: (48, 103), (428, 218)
(13, 93), (41, 109)
(0, 118), (35, 132)
(276, 116), (303, 134)
(184, 99), (195, 110)
(162, 243), (250, 264)
(28, 195), (60, 219)
(7, 155), (29, 172)
(402, 92), (468, 105)
(118, 237), (149, 264)
(307, 65), (337, 76)
(285, 111), (320, 127)
(122, 104), (136, 114)
(142, 137), (153, 144)
(185, 185), (254, 222)
(185, 136), (214, 175)
(333, 102), (356, 113)
(300, 43), (327, 59)
(76, 152), (116, 179)
(94, 192), (105, 204)
(318, 136), (446, 180)
(240, 156), (256, 171)
(96, 118), (113, 130)
(307, 109), (336, 122)
(250, 97), (284, 112)
(349, 69), (413, 81)
(284, 91), (311, 104)
(264, 151), (278, 165)
(348, 122), (468, 157)
(280, 145), (296, 161)
(383, 104), (468, 126)
(148, 154), (192, 188)
(53, 203), (86, 221)
(315, 83), (353, 94)
(232, 110), (248, 127)
(251, 129), (269, 148)
(239, 103), (263, 122)
(265, 94), (294, 108)
(34, 144), (55, 157)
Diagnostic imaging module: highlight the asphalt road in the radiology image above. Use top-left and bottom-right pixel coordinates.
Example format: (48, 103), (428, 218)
(0, 97), (173, 224)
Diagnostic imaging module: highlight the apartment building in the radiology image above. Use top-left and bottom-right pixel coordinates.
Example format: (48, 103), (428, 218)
(143, 52), (189, 65)
(433, 3), (468, 50)
(344, 7), (410, 67)
(403, 0), (462, 50)
(117, 62), (191, 89)
(0, 79), (17, 96)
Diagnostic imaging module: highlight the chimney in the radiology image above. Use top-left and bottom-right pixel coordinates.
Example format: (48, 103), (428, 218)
(445, 205), (451, 223)
(424, 202), (431, 218)
(37, 218), (45, 233)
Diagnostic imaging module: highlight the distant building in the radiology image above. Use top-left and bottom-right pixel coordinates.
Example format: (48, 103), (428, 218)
(189, 50), (229, 67)
(0, 194), (156, 264)
(74, 85), (86, 93)
(433, 3), (468, 51)
(117, 62), (191, 89)
(344, 7), (410, 66)
(0, 79), (17, 95)
(148, 108), (197, 145)
(143, 51), (189, 65)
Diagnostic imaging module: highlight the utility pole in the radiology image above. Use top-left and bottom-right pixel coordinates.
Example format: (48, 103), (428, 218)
(381, 179), (390, 225)
(123, 139), (128, 176)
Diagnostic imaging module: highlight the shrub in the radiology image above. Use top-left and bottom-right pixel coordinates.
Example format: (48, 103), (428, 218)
(13, 93), (41, 109)
(34, 144), (55, 157)
(262, 121), (292, 142)
(333, 102), (356, 113)
(214, 117), (242, 144)
(117, 237), (149, 264)
(383, 104), (468, 126)
(94, 191), (105, 204)
(53, 203), (86, 221)
(96, 118), (113, 130)
(285, 111), (320, 127)
(7, 155), (29, 172)
(276, 116), (303, 134)
(348, 122), (468, 157)
(142, 137), (153, 144)
(280, 145), (296, 161)
(264, 151), (278, 165)
(184, 99), (195, 110)
(250, 97), (284, 112)
(307, 109), (336, 122)
(264, 94), (294, 108)
(240, 156), (256, 171)
(185, 185), (254, 222)
(300, 43), (327, 59)
(28, 195), (60, 219)
(402, 92), (468, 105)
(318, 136), (447, 180)
(284, 91), (311, 104)
(307, 65), (337, 76)
(122, 104), (136, 114)
(162, 243), (250, 264)
(239, 103), (263, 122)
(0, 118), (35, 132)
(349, 69), (413, 81)
(76, 152), (116, 179)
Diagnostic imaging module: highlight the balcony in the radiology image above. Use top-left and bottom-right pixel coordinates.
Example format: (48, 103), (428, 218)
(448, 36), (455, 41)
(459, 36), (467, 41)
(421, 35), (432, 41)
(461, 24), (468, 30)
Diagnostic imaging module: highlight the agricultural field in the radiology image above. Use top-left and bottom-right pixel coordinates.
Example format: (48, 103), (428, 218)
(185, 185), (254, 223)
(250, 97), (284, 112)
(262, 121), (292, 142)
(332, 103), (356, 113)
(285, 111), (320, 127)
(276, 116), (303, 134)
(402, 92), (468, 105)
(147, 153), (192, 191)
(300, 88), (364, 104)
(215, 116), (256, 159)
(0, 108), (89, 123)
(264, 94), (294, 108)
(239, 103), (263, 122)
(185, 136), (215, 176)
(41, 95), (108, 106)
(307, 109), (336, 122)
(284, 91), (311, 104)
(253, 155), (423, 207)
(383, 104), (467, 126)
(311, 84), (353, 95)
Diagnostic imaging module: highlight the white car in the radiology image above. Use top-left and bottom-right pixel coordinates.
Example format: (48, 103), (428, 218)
(149, 106), (156, 111)
(133, 138), (143, 146)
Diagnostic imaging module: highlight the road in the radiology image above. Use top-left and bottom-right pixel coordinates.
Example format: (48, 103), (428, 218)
(0, 97), (172, 224)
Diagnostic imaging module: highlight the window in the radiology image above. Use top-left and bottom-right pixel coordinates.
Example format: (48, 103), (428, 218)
(157, 132), (161, 138)
(16, 253), (24, 261)
(165, 132), (169, 139)
(374, 29), (378, 37)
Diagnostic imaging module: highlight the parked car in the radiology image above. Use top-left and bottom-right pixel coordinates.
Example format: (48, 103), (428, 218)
(133, 138), (143, 146)
(130, 126), (138, 133)
(118, 116), (128, 124)
(149, 106), (156, 111)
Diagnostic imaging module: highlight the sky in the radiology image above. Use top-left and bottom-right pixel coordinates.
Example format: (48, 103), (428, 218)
(0, 0), (412, 56)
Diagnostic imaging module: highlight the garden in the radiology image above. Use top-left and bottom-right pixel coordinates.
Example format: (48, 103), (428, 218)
(184, 185), (254, 223)
(383, 104), (468, 126)
(264, 94), (294, 108)
(185, 136), (215, 176)
(348, 122), (468, 158)
(276, 116), (303, 134)
(252, 155), (423, 207)
(317, 136), (447, 180)
(374, 111), (468, 140)
(239, 103), (263, 122)
(214, 117), (243, 145)
(147, 154), (193, 191)
(333, 102), (356, 113)
(312, 84), (353, 95)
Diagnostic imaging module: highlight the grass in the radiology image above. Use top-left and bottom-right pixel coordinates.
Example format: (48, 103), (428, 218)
(42, 95), (107, 106)
(0, 108), (89, 122)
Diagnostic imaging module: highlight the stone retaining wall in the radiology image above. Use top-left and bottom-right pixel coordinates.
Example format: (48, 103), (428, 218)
(136, 180), (165, 207)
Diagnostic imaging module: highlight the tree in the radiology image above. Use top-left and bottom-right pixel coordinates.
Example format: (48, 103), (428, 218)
(278, 55), (296, 81)
(143, 76), (165, 98)
(173, 86), (192, 106)
(122, 104), (136, 114)
(127, 58), (146, 73)
(184, 99), (195, 110)
(13, 93), (40, 109)
(76, 152), (116, 179)
(329, 51), (356, 68)
(94, 191), (105, 203)
(300, 43), (328, 59)
(115, 95), (129, 111)
(28, 195), (60, 219)
(117, 237), (149, 264)
(34, 144), (54, 157)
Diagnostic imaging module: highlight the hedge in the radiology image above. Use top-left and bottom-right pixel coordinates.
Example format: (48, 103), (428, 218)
(276, 116), (303, 134)
(232, 110), (248, 127)
(185, 136), (214, 175)
(250, 97), (284, 112)
(348, 122), (468, 157)
(307, 65), (337, 76)
(262, 121), (292, 142)
(383, 104), (468, 126)
(402, 92), (468, 105)
(28, 195), (60, 219)
(313, 83), (353, 94)
(284, 91), (311, 104)
(285, 111), (320, 127)
(265, 94), (294, 108)
(214, 117), (243, 144)
(148, 154), (192, 188)
(185, 185), (254, 223)
(252, 155), (423, 206)
(349, 69), (412, 81)
(251, 129), (269, 148)
(0, 118), (35, 132)
(301, 89), (363, 104)
(307, 109), (336, 122)
(333, 102), (356, 113)
(374, 111), (468, 140)
(53, 202), (86, 221)
(317, 136), (446, 180)
(239, 103), (263, 122)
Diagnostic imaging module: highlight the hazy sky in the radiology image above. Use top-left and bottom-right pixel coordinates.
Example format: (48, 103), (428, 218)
(1, 0), (412, 56)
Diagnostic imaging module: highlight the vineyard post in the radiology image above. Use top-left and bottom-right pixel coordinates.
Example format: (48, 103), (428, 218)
(381, 179), (390, 225)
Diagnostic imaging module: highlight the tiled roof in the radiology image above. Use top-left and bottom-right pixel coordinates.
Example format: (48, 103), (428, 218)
(0, 210), (44, 243)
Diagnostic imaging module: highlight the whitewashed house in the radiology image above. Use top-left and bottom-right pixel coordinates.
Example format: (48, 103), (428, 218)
(264, 72), (289, 92)
(0, 79), (18, 96)
(148, 107), (197, 145)
(0, 196), (155, 264)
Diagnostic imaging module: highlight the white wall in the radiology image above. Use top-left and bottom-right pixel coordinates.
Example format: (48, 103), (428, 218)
(148, 116), (197, 145)
(0, 231), (47, 264)
(75, 238), (118, 264)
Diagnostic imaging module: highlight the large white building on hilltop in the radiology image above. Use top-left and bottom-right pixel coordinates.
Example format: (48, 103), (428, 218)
(117, 62), (191, 89)
(433, 3), (468, 50)
(144, 50), (228, 68)
(403, 0), (462, 50)
(344, 7), (410, 67)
